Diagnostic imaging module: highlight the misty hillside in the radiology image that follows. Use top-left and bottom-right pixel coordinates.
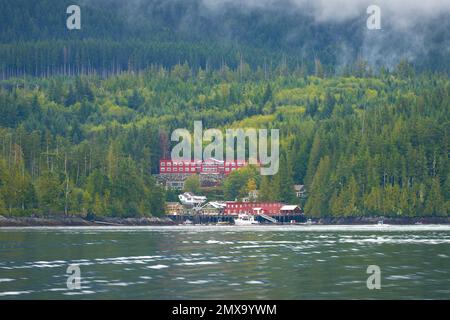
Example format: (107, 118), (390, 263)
(0, 0), (449, 78)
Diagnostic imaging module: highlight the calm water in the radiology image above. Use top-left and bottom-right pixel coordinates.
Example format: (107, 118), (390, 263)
(0, 225), (449, 299)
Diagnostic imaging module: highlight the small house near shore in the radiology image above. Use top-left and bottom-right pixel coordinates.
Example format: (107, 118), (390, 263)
(280, 205), (303, 215)
(165, 202), (184, 215)
(200, 201), (227, 215)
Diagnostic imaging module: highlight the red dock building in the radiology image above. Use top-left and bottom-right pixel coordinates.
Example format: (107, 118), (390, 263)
(225, 202), (285, 216)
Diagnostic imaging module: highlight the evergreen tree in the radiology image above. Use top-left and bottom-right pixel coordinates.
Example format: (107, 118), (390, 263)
(259, 176), (273, 201)
(424, 178), (446, 216)
(305, 156), (332, 217)
(36, 172), (64, 215)
(278, 153), (296, 203)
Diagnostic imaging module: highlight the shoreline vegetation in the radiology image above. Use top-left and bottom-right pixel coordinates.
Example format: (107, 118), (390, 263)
(1, 215), (449, 227)
(0, 0), (448, 225)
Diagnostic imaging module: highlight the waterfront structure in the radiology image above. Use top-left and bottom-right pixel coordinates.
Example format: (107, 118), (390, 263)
(280, 205), (303, 215)
(165, 202), (184, 215)
(225, 202), (284, 216)
(200, 201), (227, 215)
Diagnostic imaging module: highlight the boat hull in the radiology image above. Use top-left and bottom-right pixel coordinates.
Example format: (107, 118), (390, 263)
(233, 214), (260, 226)
(234, 220), (260, 226)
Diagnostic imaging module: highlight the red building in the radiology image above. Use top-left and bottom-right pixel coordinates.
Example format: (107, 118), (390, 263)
(225, 202), (284, 216)
(159, 158), (249, 175)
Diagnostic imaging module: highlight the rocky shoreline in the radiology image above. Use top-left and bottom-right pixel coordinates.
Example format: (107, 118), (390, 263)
(0, 215), (176, 227)
(0, 215), (449, 227)
(314, 216), (450, 225)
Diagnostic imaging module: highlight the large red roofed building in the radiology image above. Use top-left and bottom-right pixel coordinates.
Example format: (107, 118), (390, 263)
(157, 158), (260, 190)
(159, 158), (249, 175)
(225, 202), (285, 216)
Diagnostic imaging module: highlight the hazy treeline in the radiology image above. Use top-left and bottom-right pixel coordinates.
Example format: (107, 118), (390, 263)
(1, 0), (449, 79)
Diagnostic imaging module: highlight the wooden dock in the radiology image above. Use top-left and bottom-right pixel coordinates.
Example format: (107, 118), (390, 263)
(167, 214), (307, 225)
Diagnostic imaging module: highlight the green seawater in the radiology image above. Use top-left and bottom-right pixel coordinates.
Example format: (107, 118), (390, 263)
(0, 225), (449, 299)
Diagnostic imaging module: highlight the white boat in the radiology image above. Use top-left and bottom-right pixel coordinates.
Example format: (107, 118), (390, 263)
(234, 214), (260, 226)
(297, 218), (313, 226)
(377, 220), (390, 227)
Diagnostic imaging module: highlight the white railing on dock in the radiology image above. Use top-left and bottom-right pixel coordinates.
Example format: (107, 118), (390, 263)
(258, 213), (278, 224)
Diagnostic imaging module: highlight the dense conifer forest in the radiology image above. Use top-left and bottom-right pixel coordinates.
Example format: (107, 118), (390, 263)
(0, 0), (448, 218)
(0, 66), (448, 217)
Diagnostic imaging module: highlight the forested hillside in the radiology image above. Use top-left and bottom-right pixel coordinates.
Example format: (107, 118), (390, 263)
(0, 0), (448, 218)
(0, 63), (448, 217)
